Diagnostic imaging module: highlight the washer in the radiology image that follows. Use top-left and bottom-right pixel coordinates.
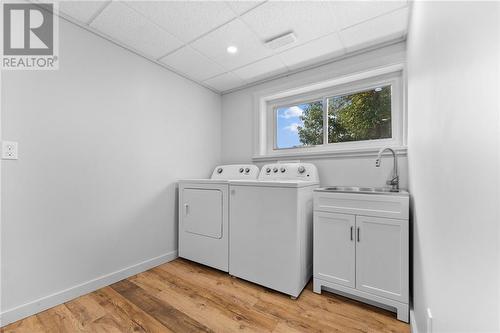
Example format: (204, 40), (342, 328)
(179, 164), (259, 272)
(229, 163), (319, 298)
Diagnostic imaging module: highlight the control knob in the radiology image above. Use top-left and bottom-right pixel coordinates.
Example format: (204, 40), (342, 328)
(239, 167), (244, 173)
(280, 167), (286, 173)
(273, 167), (278, 173)
(266, 167), (271, 173)
(217, 168), (223, 174)
(298, 166), (306, 174)
(245, 168), (250, 173)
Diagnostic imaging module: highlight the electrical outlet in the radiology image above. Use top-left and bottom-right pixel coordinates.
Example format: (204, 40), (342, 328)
(427, 308), (433, 333)
(2, 141), (18, 160)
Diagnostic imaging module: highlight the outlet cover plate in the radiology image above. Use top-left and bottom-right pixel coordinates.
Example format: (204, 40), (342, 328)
(2, 141), (18, 160)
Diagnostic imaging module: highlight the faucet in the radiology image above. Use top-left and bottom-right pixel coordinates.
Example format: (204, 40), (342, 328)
(375, 147), (399, 192)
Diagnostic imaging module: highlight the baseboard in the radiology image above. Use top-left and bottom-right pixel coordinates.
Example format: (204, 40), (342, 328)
(0, 250), (178, 327)
(410, 309), (419, 333)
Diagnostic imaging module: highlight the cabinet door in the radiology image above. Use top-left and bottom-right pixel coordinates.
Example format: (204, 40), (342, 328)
(355, 216), (408, 302)
(314, 212), (355, 288)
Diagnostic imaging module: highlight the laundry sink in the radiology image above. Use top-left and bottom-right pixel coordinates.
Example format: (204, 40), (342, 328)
(316, 186), (409, 196)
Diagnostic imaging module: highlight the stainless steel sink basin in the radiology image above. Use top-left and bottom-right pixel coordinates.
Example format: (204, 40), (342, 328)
(316, 186), (409, 195)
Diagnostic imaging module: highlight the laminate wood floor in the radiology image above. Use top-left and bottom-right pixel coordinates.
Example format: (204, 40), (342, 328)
(2, 258), (410, 333)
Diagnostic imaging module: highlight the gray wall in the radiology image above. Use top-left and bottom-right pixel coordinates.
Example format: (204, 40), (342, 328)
(407, 2), (499, 332)
(1, 18), (221, 320)
(221, 43), (408, 189)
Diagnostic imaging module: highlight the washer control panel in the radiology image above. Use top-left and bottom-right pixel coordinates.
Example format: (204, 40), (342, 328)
(211, 164), (259, 180)
(258, 163), (319, 181)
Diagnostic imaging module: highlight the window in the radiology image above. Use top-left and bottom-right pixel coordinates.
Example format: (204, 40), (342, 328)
(327, 85), (392, 143)
(276, 101), (323, 149)
(255, 68), (405, 160)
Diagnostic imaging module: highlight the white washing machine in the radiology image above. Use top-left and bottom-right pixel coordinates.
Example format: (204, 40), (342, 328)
(179, 164), (259, 272)
(229, 163), (319, 298)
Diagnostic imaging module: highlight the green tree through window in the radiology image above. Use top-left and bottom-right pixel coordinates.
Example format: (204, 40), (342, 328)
(297, 86), (392, 145)
(295, 101), (323, 146)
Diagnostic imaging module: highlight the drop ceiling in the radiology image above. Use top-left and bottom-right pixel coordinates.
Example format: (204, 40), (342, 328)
(57, 1), (410, 93)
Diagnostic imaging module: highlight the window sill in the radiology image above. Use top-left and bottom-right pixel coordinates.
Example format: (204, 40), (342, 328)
(252, 146), (407, 162)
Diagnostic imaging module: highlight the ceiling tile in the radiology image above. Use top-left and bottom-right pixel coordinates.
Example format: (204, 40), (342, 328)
(339, 7), (408, 52)
(225, 1), (265, 15)
(203, 72), (245, 92)
(279, 33), (345, 69)
(233, 56), (287, 81)
(90, 2), (182, 59)
(126, 1), (236, 43)
(240, 1), (338, 51)
(59, 1), (411, 92)
(159, 46), (226, 82)
(191, 19), (273, 71)
(330, 0), (408, 29)
(58, 1), (108, 24)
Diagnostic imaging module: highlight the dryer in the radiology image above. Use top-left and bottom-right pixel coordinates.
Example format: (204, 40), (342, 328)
(178, 165), (259, 272)
(229, 163), (319, 298)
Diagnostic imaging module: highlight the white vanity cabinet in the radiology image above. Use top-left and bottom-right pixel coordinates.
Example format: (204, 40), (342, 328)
(313, 190), (409, 322)
(314, 212), (356, 288)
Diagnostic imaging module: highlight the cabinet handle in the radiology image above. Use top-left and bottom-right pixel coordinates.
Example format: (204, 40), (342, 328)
(350, 226), (353, 241)
(184, 203), (189, 215)
(357, 227), (360, 242)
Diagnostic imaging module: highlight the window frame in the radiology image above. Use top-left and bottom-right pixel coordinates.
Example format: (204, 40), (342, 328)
(254, 66), (406, 160)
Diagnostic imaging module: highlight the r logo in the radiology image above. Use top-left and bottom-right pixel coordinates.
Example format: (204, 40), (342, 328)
(3, 3), (54, 55)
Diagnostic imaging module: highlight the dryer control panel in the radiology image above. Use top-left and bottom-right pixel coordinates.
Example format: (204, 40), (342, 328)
(258, 163), (319, 182)
(211, 164), (259, 180)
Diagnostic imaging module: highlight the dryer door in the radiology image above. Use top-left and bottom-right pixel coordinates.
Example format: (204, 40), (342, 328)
(183, 188), (223, 239)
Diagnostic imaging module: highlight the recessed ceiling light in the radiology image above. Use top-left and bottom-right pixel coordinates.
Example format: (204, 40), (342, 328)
(227, 46), (238, 54)
(375, 87), (382, 92)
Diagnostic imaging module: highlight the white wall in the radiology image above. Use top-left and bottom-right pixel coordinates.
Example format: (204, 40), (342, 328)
(407, 2), (499, 332)
(0, 18), (221, 324)
(221, 43), (408, 188)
